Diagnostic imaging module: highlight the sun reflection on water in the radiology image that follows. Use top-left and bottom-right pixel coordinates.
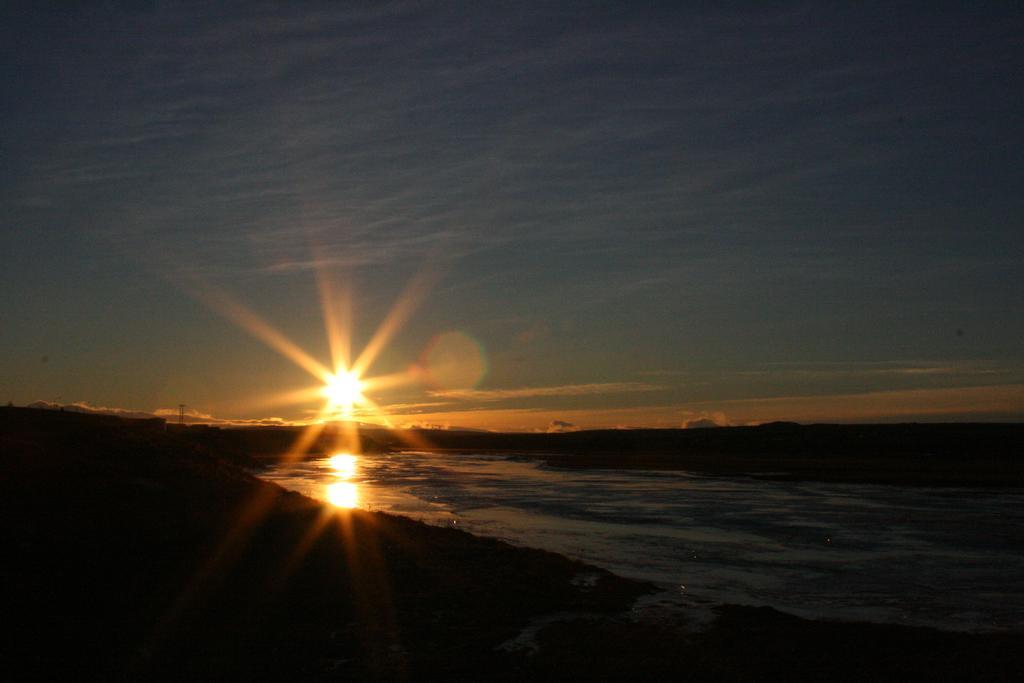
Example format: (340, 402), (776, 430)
(328, 453), (358, 479)
(325, 453), (360, 508)
(326, 481), (359, 509)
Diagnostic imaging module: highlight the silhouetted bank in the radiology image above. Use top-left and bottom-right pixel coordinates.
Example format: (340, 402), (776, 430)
(365, 422), (1024, 487)
(2, 407), (1022, 681)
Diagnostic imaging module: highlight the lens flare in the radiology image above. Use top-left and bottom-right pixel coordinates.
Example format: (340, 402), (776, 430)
(419, 330), (487, 390)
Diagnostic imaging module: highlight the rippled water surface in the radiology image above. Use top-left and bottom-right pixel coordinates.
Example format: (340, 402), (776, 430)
(260, 451), (1024, 632)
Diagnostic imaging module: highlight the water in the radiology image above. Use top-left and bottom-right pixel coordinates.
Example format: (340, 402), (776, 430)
(260, 450), (1024, 632)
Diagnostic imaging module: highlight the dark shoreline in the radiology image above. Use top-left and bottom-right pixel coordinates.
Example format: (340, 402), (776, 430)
(363, 422), (1024, 488)
(3, 407), (1023, 680)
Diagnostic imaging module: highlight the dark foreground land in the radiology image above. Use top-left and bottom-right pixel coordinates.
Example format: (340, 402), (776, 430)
(2, 407), (1023, 681)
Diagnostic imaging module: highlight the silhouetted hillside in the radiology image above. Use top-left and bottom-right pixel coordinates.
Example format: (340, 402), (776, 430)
(2, 407), (1022, 680)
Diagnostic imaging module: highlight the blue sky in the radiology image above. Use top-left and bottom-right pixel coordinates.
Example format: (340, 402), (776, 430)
(2, 2), (1023, 428)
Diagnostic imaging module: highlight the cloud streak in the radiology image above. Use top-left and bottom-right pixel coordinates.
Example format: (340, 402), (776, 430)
(756, 359), (1009, 378)
(382, 383), (1024, 431)
(546, 420), (580, 433)
(429, 382), (665, 402)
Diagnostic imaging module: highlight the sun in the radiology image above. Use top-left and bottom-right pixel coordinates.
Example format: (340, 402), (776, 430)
(181, 263), (441, 440)
(322, 370), (366, 412)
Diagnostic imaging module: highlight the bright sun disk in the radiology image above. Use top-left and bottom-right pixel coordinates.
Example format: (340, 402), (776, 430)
(322, 370), (365, 408)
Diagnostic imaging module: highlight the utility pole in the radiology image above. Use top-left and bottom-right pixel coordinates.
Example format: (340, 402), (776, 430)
(178, 404), (185, 425)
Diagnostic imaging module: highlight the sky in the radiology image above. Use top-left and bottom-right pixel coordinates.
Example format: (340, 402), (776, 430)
(2, 2), (1023, 430)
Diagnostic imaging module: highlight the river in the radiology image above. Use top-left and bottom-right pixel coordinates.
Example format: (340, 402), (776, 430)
(259, 450), (1024, 632)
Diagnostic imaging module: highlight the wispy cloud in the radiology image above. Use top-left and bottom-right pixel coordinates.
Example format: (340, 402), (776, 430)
(700, 384), (1024, 423)
(376, 401), (454, 413)
(638, 369), (689, 377)
(429, 382), (666, 402)
(377, 383), (1024, 431)
(21, 1), (975, 283)
(546, 419), (581, 433)
(752, 359), (1011, 379)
